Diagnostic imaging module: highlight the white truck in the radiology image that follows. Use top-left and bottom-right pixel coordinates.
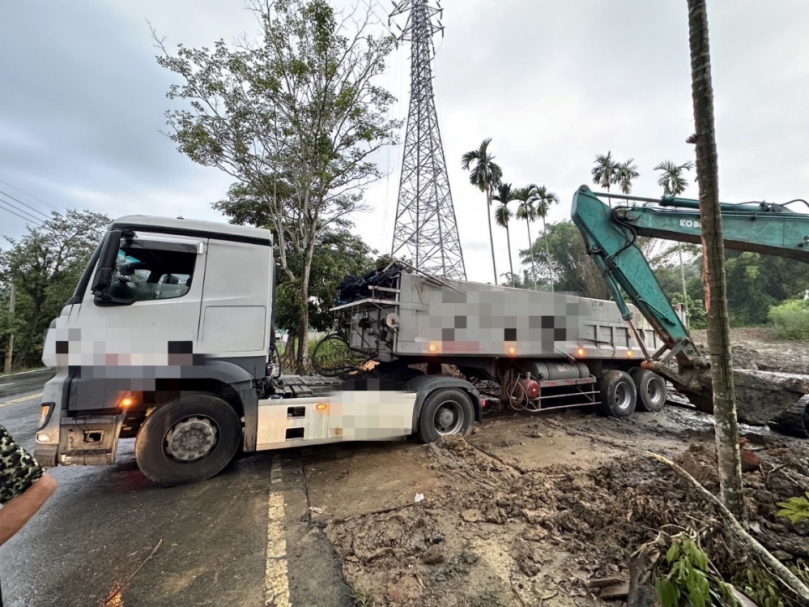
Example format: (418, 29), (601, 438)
(34, 215), (667, 485)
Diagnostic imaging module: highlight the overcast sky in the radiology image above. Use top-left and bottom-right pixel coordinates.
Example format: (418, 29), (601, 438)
(1, 0), (808, 283)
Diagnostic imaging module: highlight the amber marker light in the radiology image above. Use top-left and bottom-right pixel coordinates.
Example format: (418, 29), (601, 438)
(119, 396), (134, 408)
(627, 350), (634, 358)
(577, 348), (585, 357)
(507, 345), (517, 355)
(428, 342), (439, 353)
(316, 403), (328, 411)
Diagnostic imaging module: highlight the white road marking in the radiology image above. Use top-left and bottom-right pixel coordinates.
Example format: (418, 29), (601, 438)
(265, 457), (291, 607)
(0, 392), (43, 407)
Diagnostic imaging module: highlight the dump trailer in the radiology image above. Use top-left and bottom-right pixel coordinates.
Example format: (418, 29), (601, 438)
(572, 185), (809, 436)
(34, 215), (669, 486)
(328, 265), (668, 413)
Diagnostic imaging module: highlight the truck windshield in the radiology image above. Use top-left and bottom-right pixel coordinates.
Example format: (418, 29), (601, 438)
(98, 239), (197, 303)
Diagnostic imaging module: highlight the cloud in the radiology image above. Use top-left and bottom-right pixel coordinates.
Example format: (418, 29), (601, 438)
(1, 0), (807, 285)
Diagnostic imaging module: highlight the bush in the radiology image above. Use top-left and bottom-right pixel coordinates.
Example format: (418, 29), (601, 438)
(768, 299), (809, 340)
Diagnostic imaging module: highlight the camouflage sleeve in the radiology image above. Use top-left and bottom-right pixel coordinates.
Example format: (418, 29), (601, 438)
(0, 425), (44, 505)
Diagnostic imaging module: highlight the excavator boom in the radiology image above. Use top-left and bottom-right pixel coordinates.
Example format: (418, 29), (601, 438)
(571, 185), (809, 435)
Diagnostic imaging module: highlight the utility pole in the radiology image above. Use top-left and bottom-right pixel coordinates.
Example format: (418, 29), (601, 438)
(4, 283), (14, 374)
(389, 0), (466, 280)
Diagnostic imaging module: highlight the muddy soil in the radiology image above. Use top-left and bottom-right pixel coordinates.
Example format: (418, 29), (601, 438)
(305, 329), (809, 606)
(691, 327), (809, 375)
(309, 407), (808, 607)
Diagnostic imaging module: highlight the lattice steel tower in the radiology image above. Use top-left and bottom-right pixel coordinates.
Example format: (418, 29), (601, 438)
(390, 0), (466, 279)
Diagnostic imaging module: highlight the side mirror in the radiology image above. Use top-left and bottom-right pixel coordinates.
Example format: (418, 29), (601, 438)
(91, 230), (122, 295)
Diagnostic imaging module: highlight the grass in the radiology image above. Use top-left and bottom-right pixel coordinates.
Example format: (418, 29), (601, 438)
(350, 586), (376, 607)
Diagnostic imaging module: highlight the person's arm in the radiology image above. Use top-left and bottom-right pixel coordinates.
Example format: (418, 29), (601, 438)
(0, 424), (58, 547)
(0, 473), (57, 546)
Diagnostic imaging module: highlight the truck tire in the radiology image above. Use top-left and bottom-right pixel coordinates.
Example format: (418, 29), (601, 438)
(135, 393), (242, 487)
(629, 368), (667, 413)
(417, 388), (475, 443)
(598, 370), (637, 418)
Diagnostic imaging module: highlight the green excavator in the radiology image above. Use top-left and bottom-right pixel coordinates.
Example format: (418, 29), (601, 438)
(572, 185), (809, 436)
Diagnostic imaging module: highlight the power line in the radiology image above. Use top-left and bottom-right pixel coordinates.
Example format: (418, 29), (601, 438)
(0, 194), (45, 224)
(0, 202), (43, 227)
(0, 189), (50, 220)
(0, 178), (60, 211)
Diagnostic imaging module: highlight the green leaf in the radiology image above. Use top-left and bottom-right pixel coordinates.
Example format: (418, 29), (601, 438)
(687, 578), (707, 607)
(666, 543), (680, 564)
(656, 577), (680, 607)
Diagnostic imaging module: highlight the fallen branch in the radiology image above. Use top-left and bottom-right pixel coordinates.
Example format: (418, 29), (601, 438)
(104, 537), (163, 604)
(646, 452), (809, 604)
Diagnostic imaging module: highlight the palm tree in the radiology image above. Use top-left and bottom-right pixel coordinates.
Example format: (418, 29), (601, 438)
(655, 160), (696, 327)
(462, 138), (503, 285)
(591, 152), (620, 192)
(527, 185), (560, 292)
(616, 159), (640, 194)
(687, 0), (745, 521)
(493, 183), (517, 286)
(515, 185), (538, 288)
(654, 160), (694, 196)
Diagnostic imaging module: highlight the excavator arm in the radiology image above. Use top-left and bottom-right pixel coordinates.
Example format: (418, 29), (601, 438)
(572, 185), (809, 435)
(572, 185), (809, 364)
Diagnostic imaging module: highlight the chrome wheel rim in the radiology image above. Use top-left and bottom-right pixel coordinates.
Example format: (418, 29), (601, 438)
(614, 383), (632, 410)
(164, 416), (219, 462)
(647, 379), (665, 406)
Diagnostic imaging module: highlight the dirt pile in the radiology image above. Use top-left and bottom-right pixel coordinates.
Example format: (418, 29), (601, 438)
(324, 436), (809, 607)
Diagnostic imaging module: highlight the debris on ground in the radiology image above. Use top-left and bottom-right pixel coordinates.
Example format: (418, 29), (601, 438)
(310, 329), (809, 606)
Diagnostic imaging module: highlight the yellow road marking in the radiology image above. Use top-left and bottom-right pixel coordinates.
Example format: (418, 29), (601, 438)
(265, 457), (291, 607)
(0, 392), (43, 407)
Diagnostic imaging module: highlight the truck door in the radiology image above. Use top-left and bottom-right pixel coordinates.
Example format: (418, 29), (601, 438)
(69, 233), (207, 409)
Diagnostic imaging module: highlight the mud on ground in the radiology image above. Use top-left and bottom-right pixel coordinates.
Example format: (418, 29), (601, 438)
(302, 330), (809, 606)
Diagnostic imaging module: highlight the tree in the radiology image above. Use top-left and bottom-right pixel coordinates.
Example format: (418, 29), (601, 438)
(527, 185), (560, 292)
(273, 228), (380, 362)
(153, 0), (399, 368)
(520, 221), (611, 299)
(655, 160), (696, 325)
(515, 185), (538, 288)
(655, 160), (695, 197)
(492, 183), (517, 286)
(462, 138), (503, 285)
(687, 0), (745, 520)
(0, 210), (110, 369)
(616, 159), (640, 195)
(591, 151), (620, 192)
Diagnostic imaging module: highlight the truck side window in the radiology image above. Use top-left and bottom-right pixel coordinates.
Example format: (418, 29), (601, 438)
(100, 241), (197, 303)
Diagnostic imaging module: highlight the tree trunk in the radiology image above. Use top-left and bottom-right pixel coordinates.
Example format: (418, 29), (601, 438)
(542, 216), (554, 293)
(505, 224), (514, 286)
(526, 221), (537, 289)
(679, 247), (689, 328)
(486, 189), (498, 285)
(296, 237), (317, 370)
(687, 0), (746, 521)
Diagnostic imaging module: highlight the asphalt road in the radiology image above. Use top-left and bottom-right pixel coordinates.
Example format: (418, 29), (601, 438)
(0, 373), (352, 607)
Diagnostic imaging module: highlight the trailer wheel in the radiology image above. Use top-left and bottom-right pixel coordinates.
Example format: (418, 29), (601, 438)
(598, 370), (637, 418)
(629, 368), (667, 413)
(417, 389), (475, 443)
(135, 393), (242, 487)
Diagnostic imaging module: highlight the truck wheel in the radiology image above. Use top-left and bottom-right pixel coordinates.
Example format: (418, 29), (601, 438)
(135, 393), (242, 487)
(417, 388), (475, 443)
(629, 368), (667, 413)
(598, 370), (637, 418)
